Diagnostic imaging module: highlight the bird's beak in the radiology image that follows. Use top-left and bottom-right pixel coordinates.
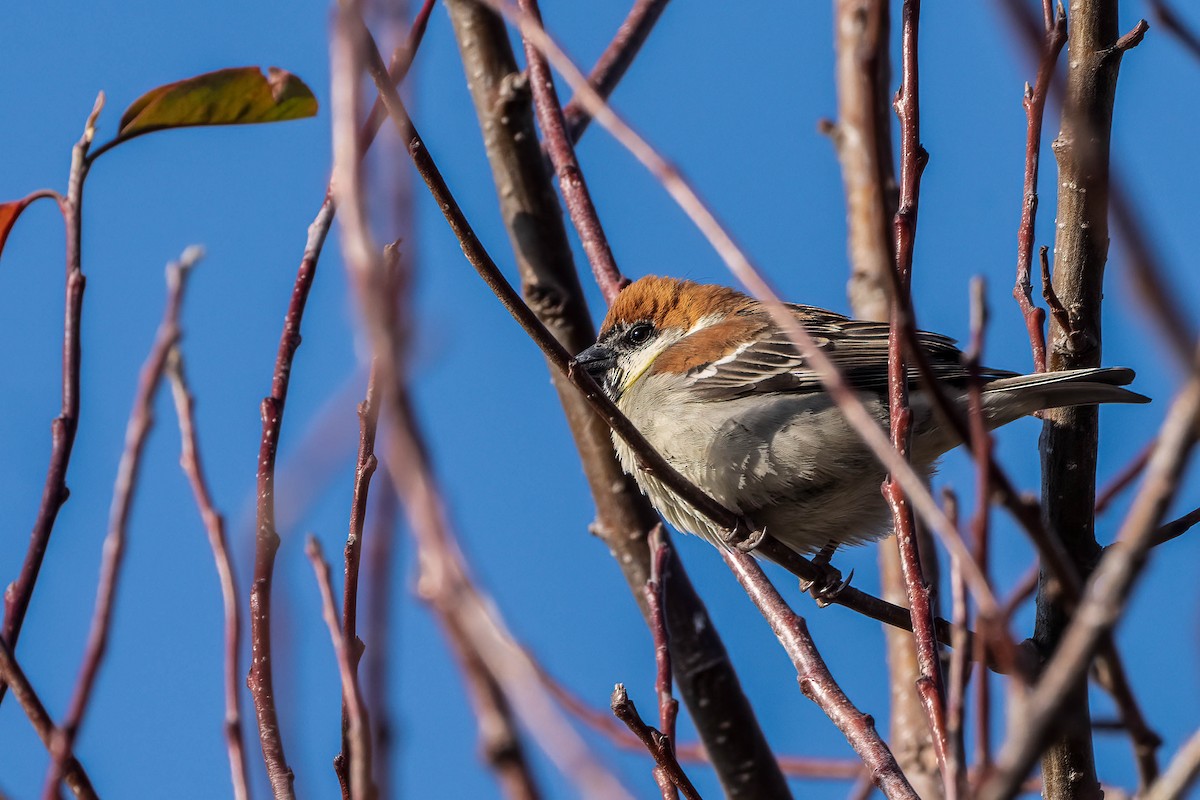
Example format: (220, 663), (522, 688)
(573, 342), (617, 386)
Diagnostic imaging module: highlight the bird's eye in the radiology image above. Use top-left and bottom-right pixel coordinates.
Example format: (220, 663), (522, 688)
(627, 323), (654, 345)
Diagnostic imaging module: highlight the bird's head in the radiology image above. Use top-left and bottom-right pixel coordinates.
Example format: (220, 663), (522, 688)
(573, 276), (756, 401)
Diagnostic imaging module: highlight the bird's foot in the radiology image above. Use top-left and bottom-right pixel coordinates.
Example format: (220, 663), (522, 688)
(723, 519), (766, 553)
(799, 546), (853, 607)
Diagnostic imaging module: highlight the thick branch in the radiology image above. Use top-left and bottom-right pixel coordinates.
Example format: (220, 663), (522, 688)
(1036, 5), (1149, 797)
(439, 3), (789, 795)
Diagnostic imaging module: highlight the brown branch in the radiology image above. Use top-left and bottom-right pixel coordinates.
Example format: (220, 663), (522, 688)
(0, 94), (102, 707)
(828, 0), (898, 325)
(337, 359), (381, 795)
(942, 491), (969, 800)
(980, 359), (1200, 800)
(1149, 0), (1200, 60)
(610, 685), (701, 800)
(246, 11), (434, 794)
(561, 0), (672, 143)
(0, 637), (96, 799)
(1033, 4), (1150, 796)
(539, 665), (865, 779)
(720, 549), (917, 800)
(306, 537), (373, 800)
(1012, 6), (1066, 372)
(363, 480), (399, 796)
(437, 4), (790, 796)
(332, 12), (573, 797)
(518, 0), (626, 302)
(1096, 439), (1154, 514)
(887, 5), (952, 795)
(166, 350), (251, 800)
(45, 246), (201, 796)
(1142, 725), (1200, 800)
(644, 527), (679, 800)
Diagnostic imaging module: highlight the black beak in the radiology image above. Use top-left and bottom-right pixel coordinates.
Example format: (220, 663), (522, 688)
(573, 342), (617, 385)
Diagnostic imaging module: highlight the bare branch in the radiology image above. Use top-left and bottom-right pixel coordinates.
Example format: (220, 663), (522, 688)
(166, 350), (252, 800)
(561, 0), (672, 143)
(1142, 726), (1200, 800)
(45, 246), (202, 795)
(610, 685), (701, 800)
(305, 537), (373, 800)
(0, 637), (96, 799)
(1, 94), (103, 707)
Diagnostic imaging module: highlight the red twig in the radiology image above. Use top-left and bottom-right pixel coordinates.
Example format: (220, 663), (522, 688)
(335, 14), (580, 797)
(886, 2), (951, 794)
(337, 360), (381, 795)
(0, 95), (102, 707)
(1096, 439), (1155, 514)
(518, 0), (627, 302)
(561, 0), (672, 144)
(610, 685), (701, 800)
(166, 350), (252, 800)
(306, 537), (374, 800)
(720, 549), (917, 800)
(44, 246), (202, 797)
(363, 482), (399, 796)
(538, 664), (868, 780)
(643, 527), (679, 799)
(942, 490), (970, 800)
(246, 11), (434, 794)
(0, 637), (96, 799)
(1012, 6), (1066, 372)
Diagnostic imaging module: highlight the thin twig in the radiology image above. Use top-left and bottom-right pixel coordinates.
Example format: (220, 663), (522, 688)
(943, 490), (969, 800)
(720, 549), (917, 800)
(518, 0), (626, 302)
(363, 479), (399, 797)
(337, 359), (381, 795)
(166, 349), (252, 800)
(0, 637), (96, 799)
(610, 685), (701, 800)
(644, 527), (679, 800)
(306, 537), (374, 800)
(561, 0), (672, 143)
(45, 246), (203, 796)
(246, 10), (434, 794)
(0, 94), (102, 707)
(1142, 725), (1200, 800)
(1096, 439), (1155, 514)
(1012, 6), (1066, 372)
(333, 11), (575, 797)
(885, 3), (951, 795)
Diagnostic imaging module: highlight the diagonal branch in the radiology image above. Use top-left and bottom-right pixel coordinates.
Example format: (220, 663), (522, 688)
(45, 246), (203, 796)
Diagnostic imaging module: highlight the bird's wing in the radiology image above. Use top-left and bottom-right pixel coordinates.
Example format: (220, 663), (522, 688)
(680, 305), (1015, 400)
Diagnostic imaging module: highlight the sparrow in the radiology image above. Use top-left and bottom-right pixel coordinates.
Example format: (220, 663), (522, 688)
(574, 276), (1149, 556)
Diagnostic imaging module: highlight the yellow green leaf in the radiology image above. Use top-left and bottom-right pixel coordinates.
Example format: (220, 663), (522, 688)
(117, 66), (318, 138)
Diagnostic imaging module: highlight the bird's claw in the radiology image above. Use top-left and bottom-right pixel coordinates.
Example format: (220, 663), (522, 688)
(799, 565), (855, 607)
(723, 520), (766, 553)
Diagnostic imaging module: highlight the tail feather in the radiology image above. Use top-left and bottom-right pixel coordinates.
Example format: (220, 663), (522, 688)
(983, 367), (1150, 419)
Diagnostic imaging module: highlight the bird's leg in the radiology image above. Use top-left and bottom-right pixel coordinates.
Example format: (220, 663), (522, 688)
(799, 542), (854, 607)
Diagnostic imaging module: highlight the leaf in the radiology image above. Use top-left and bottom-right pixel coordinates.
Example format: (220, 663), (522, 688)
(117, 66), (318, 139)
(0, 199), (33, 261)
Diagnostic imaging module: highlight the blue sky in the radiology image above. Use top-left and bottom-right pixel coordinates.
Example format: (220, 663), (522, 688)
(2, 1), (1198, 798)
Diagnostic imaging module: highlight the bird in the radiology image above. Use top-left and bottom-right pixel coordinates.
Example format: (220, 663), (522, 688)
(573, 275), (1149, 558)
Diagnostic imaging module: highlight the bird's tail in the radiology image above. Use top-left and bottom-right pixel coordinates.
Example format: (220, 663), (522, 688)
(983, 367), (1150, 419)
